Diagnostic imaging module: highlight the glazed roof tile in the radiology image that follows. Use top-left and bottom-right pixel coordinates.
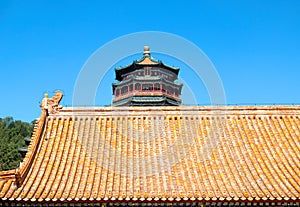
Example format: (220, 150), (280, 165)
(0, 101), (300, 203)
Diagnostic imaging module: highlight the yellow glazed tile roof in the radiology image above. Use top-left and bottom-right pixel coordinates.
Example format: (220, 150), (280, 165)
(137, 56), (159, 65)
(0, 94), (300, 203)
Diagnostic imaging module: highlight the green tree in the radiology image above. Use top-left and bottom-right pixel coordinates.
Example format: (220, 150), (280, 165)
(0, 117), (34, 171)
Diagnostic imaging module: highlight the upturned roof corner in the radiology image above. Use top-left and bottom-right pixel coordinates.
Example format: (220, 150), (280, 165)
(40, 91), (63, 114)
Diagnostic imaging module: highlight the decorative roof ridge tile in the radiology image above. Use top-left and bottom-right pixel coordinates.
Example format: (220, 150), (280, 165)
(10, 91), (63, 187)
(40, 91), (63, 115)
(53, 105), (300, 117)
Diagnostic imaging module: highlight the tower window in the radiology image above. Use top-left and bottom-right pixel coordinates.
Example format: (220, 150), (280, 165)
(142, 84), (153, 91)
(162, 84), (166, 92)
(168, 86), (173, 95)
(154, 83), (160, 91)
(121, 86), (128, 94)
(135, 83), (141, 91)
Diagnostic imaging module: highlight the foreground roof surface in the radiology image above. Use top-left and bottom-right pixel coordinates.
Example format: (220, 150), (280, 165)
(0, 102), (300, 203)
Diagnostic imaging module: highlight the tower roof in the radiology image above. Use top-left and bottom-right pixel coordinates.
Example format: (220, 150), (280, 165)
(115, 46), (179, 82)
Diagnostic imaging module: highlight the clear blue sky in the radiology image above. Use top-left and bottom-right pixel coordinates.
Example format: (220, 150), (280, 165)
(0, 1), (299, 122)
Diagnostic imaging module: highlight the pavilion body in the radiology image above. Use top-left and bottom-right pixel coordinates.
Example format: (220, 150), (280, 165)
(112, 46), (182, 106)
(0, 48), (299, 206)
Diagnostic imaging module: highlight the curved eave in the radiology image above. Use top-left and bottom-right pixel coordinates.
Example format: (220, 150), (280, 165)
(18, 147), (28, 153)
(131, 96), (170, 102)
(130, 97), (181, 106)
(24, 137), (31, 143)
(115, 63), (136, 81)
(115, 61), (135, 71)
(0, 109), (47, 187)
(159, 62), (180, 74)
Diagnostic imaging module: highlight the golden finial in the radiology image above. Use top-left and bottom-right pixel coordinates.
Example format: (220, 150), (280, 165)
(143, 46), (150, 56)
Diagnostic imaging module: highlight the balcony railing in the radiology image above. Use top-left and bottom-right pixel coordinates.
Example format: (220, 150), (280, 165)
(113, 89), (181, 102)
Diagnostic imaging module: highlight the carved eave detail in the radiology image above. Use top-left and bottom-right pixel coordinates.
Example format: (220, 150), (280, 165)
(2, 91), (64, 187)
(40, 91), (63, 114)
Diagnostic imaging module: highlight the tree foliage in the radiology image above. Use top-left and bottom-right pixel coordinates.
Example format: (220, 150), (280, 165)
(0, 117), (34, 171)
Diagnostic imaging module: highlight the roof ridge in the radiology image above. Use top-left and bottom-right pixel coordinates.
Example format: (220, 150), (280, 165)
(15, 109), (48, 187)
(1, 92), (63, 187)
(57, 105), (300, 112)
(0, 109), (48, 188)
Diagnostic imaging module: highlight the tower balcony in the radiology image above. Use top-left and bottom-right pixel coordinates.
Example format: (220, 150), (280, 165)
(112, 89), (181, 104)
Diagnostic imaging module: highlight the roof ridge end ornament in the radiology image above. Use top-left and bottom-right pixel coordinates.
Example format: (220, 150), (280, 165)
(40, 90), (63, 114)
(143, 45), (151, 57)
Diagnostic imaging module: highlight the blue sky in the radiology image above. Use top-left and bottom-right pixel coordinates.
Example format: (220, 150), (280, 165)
(0, 1), (300, 122)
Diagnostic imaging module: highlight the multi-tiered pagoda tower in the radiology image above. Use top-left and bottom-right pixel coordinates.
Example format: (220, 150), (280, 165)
(112, 46), (183, 106)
